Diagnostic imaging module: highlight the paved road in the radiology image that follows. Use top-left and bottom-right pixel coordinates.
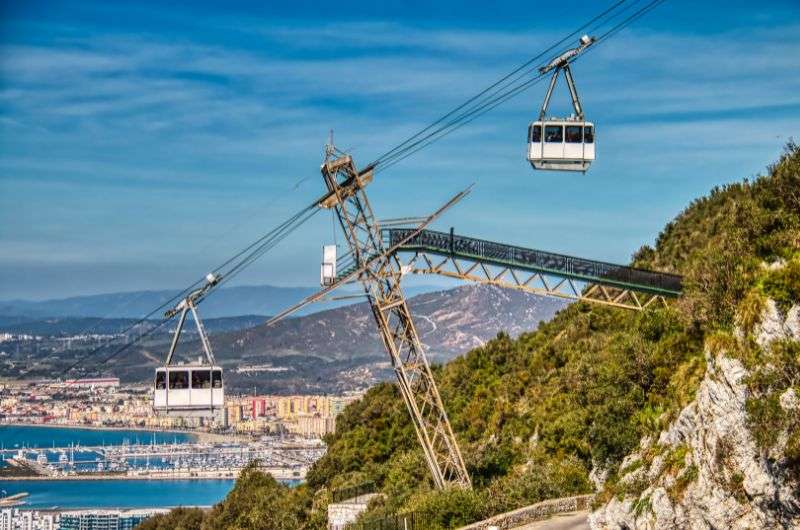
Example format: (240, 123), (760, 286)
(513, 511), (590, 530)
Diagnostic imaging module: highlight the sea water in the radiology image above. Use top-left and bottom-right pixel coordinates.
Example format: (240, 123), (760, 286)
(0, 425), (236, 508)
(0, 425), (196, 449)
(0, 478), (235, 508)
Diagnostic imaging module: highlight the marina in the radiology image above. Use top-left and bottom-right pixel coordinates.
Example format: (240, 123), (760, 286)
(0, 425), (318, 509)
(0, 425), (196, 448)
(1, 438), (324, 481)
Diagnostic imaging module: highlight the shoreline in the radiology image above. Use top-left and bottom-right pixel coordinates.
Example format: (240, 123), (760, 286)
(0, 422), (237, 443)
(0, 474), (301, 483)
(0, 475), (239, 482)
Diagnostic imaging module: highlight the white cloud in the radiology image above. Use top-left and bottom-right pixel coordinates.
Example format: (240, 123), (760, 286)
(1, 14), (799, 286)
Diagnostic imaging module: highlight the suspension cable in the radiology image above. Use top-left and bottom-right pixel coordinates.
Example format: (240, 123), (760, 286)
(63, 0), (667, 377)
(63, 200), (320, 376)
(373, 0), (667, 171)
(370, 0), (631, 167)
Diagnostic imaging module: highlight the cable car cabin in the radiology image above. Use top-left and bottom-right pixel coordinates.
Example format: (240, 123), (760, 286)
(153, 364), (224, 417)
(527, 119), (595, 172)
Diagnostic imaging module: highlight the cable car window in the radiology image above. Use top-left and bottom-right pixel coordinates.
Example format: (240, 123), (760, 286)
(565, 126), (582, 143)
(169, 370), (189, 390)
(212, 370), (223, 389)
(192, 370), (211, 389)
(545, 125), (563, 143)
(531, 125), (541, 142)
(584, 126), (594, 143)
(155, 372), (166, 390)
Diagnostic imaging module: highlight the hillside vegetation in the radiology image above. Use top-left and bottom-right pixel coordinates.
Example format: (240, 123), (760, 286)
(140, 144), (800, 530)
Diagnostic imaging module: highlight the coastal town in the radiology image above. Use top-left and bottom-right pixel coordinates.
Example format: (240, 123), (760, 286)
(0, 377), (364, 527)
(0, 377), (363, 436)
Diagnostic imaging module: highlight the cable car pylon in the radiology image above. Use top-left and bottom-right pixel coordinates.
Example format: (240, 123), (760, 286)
(267, 145), (473, 489)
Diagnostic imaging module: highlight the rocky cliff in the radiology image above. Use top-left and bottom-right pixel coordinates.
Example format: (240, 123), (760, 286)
(590, 300), (800, 529)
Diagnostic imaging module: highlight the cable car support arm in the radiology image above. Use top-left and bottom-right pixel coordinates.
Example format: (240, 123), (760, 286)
(163, 273), (221, 367)
(538, 35), (595, 120)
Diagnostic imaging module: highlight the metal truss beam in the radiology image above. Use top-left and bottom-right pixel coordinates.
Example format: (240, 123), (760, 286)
(319, 146), (471, 489)
(396, 251), (672, 311)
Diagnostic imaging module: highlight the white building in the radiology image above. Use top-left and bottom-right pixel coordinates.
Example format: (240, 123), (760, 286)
(0, 508), (57, 530)
(62, 377), (120, 389)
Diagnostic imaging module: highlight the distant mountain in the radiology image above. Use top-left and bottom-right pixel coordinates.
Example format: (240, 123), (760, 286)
(3, 284), (569, 394)
(211, 284), (569, 364)
(0, 284), (440, 320)
(0, 314), (268, 336)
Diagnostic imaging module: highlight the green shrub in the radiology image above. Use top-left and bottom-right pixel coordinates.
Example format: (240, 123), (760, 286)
(136, 507), (206, 530)
(482, 454), (591, 515)
(760, 255), (800, 313)
(404, 487), (486, 529)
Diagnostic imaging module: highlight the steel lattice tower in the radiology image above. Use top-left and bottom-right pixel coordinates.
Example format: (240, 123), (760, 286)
(318, 145), (471, 489)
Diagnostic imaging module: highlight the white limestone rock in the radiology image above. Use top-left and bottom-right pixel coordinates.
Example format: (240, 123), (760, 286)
(779, 388), (799, 412)
(590, 303), (800, 530)
(785, 305), (800, 340)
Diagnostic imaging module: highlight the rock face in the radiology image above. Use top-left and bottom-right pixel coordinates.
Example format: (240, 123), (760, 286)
(590, 303), (800, 530)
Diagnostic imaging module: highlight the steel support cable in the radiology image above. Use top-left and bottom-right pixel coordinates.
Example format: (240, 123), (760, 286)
(373, 0), (649, 169)
(370, 0), (631, 167)
(580, 0), (647, 40)
(45, 176), (317, 358)
(101, 206), (319, 370)
(375, 67), (549, 169)
(210, 202), (318, 279)
(378, 73), (553, 173)
(62, 200), (320, 375)
(216, 206), (321, 287)
(376, 0), (665, 173)
(376, 0), (666, 172)
(595, 0), (666, 42)
(61, 280), (205, 376)
(375, 56), (562, 167)
(553, 0), (667, 77)
(97, 204), (310, 371)
(95, 318), (172, 369)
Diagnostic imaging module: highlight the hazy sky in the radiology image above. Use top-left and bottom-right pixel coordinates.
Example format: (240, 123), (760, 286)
(1, 0), (799, 300)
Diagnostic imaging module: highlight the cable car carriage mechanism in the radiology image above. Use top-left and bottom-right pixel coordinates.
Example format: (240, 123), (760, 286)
(153, 273), (224, 418)
(528, 35), (596, 173)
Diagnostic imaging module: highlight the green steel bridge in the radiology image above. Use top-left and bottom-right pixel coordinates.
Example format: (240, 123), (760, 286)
(364, 228), (682, 311)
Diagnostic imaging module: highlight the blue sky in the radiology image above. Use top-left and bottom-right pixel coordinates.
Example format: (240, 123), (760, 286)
(1, 0), (799, 300)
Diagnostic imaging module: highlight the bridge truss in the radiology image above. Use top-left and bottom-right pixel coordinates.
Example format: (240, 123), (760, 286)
(382, 229), (682, 311)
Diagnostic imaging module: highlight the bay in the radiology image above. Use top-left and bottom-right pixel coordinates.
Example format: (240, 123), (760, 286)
(0, 479), (235, 508)
(0, 425), (196, 449)
(0, 425), (234, 508)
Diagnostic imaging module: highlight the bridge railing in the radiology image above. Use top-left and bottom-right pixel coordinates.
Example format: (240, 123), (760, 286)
(385, 229), (682, 296)
(458, 494), (593, 530)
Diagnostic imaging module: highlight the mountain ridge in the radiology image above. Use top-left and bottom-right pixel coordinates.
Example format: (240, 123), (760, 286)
(0, 283), (442, 320)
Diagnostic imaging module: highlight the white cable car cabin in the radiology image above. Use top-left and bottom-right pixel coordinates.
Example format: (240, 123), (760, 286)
(153, 274), (224, 418)
(528, 119), (594, 172)
(154, 363), (224, 417)
(527, 35), (596, 173)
